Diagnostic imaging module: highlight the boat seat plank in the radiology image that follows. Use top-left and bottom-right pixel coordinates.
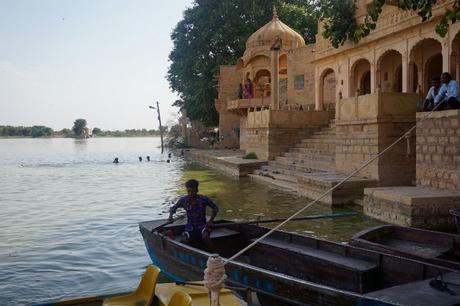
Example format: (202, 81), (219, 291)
(249, 238), (378, 293)
(253, 238), (376, 271)
(380, 237), (450, 258)
(210, 228), (239, 239)
(365, 272), (460, 306)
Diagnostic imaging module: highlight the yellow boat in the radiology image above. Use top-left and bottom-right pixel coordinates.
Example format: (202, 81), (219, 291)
(35, 265), (245, 306)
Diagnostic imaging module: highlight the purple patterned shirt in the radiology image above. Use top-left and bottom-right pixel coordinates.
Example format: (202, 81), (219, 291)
(170, 195), (219, 231)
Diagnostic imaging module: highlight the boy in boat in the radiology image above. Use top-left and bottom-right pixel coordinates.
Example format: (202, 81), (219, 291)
(168, 179), (219, 248)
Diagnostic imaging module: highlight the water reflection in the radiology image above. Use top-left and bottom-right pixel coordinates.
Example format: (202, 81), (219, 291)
(0, 138), (383, 306)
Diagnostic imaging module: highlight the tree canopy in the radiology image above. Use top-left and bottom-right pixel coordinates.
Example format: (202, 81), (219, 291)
(320, 0), (460, 48)
(169, 0), (460, 126)
(167, 0), (317, 126)
(72, 119), (87, 136)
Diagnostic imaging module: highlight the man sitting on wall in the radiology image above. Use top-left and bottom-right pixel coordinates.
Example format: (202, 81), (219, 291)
(434, 72), (460, 110)
(420, 77), (441, 111)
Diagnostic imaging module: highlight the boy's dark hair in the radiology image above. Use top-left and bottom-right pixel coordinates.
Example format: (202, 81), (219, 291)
(185, 179), (199, 190)
(442, 72), (452, 80)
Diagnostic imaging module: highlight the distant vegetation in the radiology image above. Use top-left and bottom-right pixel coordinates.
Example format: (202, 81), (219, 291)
(0, 124), (166, 138)
(0, 125), (54, 138)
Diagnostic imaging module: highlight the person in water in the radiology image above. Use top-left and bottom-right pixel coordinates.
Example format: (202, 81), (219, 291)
(113, 157), (119, 164)
(138, 156), (142, 162)
(146, 156), (150, 162)
(168, 179), (219, 247)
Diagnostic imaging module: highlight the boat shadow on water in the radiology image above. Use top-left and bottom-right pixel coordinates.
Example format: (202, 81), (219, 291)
(140, 219), (460, 306)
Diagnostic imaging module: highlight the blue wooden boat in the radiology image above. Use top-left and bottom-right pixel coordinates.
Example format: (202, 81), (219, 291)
(140, 219), (460, 306)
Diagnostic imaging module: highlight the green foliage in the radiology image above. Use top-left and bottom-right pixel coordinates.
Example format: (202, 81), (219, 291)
(321, 0), (460, 47)
(31, 126), (53, 138)
(318, 0), (357, 48)
(0, 125), (53, 138)
(242, 152), (258, 159)
(92, 127), (102, 135)
(72, 119), (87, 136)
(94, 129), (162, 137)
(168, 0), (317, 126)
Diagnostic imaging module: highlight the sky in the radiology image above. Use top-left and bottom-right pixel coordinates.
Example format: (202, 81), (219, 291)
(0, 0), (193, 131)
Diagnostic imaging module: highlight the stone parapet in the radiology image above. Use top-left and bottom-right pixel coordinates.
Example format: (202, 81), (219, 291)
(335, 92), (417, 186)
(242, 109), (330, 160)
(416, 109), (460, 191)
(364, 186), (460, 230)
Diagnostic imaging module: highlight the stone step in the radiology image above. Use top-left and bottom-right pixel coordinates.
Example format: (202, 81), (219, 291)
(293, 143), (336, 151)
(276, 155), (335, 165)
(297, 172), (377, 206)
(261, 164), (311, 178)
(256, 167), (298, 183)
(248, 173), (298, 193)
(269, 159), (335, 172)
(300, 138), (337, 144)
(282, 153), (335, 163)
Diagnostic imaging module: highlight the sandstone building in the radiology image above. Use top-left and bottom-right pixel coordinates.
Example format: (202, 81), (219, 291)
(213, 2), (460, 229)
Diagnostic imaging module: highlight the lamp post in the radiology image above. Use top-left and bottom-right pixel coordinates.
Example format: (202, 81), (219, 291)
(149, 101), (164, 154)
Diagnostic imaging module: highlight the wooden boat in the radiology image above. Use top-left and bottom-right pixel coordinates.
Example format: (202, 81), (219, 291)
(350, 225), (460, 270)
(140, 219), (460, 306)
(35, 264), (244, 306)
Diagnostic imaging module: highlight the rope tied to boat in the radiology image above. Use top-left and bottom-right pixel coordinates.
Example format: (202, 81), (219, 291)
(203, 102), (444, 305)
(204, 254), (226, 306)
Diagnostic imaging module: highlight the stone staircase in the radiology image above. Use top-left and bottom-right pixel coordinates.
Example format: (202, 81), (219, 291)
(250, 124), (376, 205)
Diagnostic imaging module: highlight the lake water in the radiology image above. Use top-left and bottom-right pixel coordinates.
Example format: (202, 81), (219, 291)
(0, 137), (383, 305)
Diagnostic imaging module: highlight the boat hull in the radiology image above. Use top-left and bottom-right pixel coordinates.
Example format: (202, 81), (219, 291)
(351, 225), (460, 270)
(140, 221), (414, 306)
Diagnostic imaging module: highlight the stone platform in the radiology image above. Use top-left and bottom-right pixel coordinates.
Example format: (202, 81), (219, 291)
(298, 172), (377, 205)
(180, 149), (267, 177)
(364, 186), (460, 230)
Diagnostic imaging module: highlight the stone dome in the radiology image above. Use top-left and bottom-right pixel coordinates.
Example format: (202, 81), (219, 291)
(242, 7), (305, 64)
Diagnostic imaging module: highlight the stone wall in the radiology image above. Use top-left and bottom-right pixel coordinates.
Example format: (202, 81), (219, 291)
(286, 44), (315, 108)
(416, 110), (460, 191)
(242, 109), (330, 160)
(335, 92), (417, 185)
(215, 65), (242, 148)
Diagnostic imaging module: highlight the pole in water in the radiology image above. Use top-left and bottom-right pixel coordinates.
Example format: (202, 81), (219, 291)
(148, 102), (164, 154)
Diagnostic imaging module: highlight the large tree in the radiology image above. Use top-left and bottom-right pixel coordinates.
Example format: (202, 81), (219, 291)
(72, 119), (87, 136)
(168, 0), (317, 126)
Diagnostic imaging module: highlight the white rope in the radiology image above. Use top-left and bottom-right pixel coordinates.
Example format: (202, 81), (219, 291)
(204, 254), (226, 306)
(203, 103), (443, 305)
(223, 102), (442, 264)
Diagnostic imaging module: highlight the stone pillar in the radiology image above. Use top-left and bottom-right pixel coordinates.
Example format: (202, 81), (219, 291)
(370, 60), (376, 94)
(442, 41), (451, 73)
(456, 45), (460, 80)
(315, 68), (321, 110)
(402, 51), (409, 93)
(271, 49), (280, 110)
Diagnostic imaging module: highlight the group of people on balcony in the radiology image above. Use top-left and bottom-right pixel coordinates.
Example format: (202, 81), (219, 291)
(421, 72), (460, 111)
(237, 78), (254, 99)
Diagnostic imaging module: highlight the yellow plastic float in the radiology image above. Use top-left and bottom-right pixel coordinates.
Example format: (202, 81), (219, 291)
(34, 264), (244, 306)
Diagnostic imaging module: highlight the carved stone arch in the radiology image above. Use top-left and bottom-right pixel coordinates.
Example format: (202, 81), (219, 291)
(409, 38), (443, 94)
(319, 67), (336, 112)
(376, 49), (403, 93)
(350, 58), (371, 97)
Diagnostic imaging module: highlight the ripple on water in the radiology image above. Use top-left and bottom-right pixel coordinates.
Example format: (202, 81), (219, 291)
(0, 138), (384, 306)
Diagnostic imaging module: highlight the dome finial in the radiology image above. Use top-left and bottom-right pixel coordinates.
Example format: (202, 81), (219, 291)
(272, 6), (278, 20)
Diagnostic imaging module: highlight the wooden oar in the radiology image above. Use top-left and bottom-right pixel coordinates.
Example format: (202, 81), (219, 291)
(151, 215), (185, 233)
(210, 212), (357, 228)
